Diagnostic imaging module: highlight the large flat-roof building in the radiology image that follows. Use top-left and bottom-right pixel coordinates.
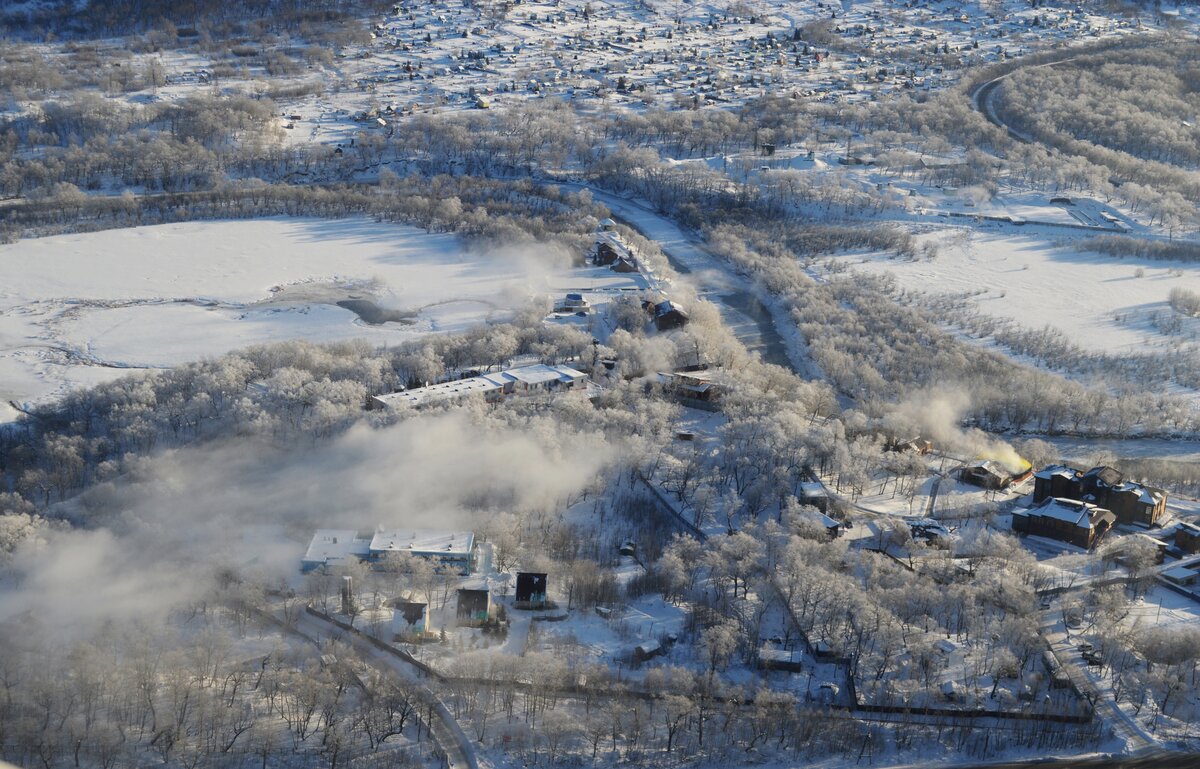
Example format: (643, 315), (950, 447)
(369, 528), (475, 572)
(369, 363), (587, 410)
(302, 529), (372, 572)
(302, 527), (475, 573)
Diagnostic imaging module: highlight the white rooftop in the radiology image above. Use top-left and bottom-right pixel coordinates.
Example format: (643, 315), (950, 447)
(1024, 498), (1109, 529)
(373, 376), (499, 408)
(799, 481), (827, 497)
(760, 645), (804, 664)
(304, 529), (371, 565)
(370, 528), (475, 558)
(372, 364), (587, 409)
(1034, 464), (1077, 480)
(503, 363), (586, 385)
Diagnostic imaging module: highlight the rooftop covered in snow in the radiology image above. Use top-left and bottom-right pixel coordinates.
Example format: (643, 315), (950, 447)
(303, 529), (371, 568)
(369, 528), (475, 559)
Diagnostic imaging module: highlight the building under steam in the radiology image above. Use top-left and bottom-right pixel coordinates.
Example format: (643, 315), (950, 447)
(957, 455), (1032, 490)
(301, 527), (475, 573)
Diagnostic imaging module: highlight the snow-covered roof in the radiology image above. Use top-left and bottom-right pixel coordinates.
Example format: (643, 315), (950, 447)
(304, 529), (371, 565)
(1034, 464), (1077, 480)
(500, 363), (587, 385)
(373, 364), (586, 408)
(934, 639), (957, 654)
(369, 528), (475, 559)
(373, 376), (500, 407)
(799, 481), (826, 495)
(965, 459), (1008, 477)
(1083, 466), (1122, 487)
(803, 510), (840, 530)
(759, 645), (803, 664)
(1177, 521), (1200, 537)
(1028, 498), (1112, 529)
(1162, 563), (1200, 584)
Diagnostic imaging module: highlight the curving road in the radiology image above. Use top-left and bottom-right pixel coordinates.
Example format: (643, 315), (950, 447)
(968, 54), (1082, 147)
(292, 609), (480, 769)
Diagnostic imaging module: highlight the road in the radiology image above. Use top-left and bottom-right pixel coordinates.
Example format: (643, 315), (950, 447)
(1040, 608), (1157, 754)
(561, 184), (799, 373)
(969, 55), (1081, 145)
(288, 609), (482, 769)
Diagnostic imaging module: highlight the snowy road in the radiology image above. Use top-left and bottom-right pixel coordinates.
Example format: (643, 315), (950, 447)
(290, 609), (481, 769)
(564, 186), (798, 372)
(1041, 611), (1158, 754)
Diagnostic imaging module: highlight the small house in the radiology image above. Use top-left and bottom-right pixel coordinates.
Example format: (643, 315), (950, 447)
(908, 518), (951, 544)
(815, 683), (840, 705)
(888, 437), (933, 455)
(798, 508), (841, 539)
(1012, 498), (1115, 550)
(758, 641), (804, 672)
(653, 300), (690, 331)
(812, 640), (838, 660)
(633, 639), (664, 662)
(611, 256), (639, 273)
(1175, 521), (1200, 554)
(556, 293), (589, 313)
(958, 459), (1012, 490)
(390, 598), (429, 640)
(456, 588), (491, 626)
(514, 572), (549, 609)
(799, 481), (830, 513)
(657, 370), (725, 410)
(1162, 560), (1200, 587)
(1042, 650), (1072, 689)
(594, 241), (619, 266)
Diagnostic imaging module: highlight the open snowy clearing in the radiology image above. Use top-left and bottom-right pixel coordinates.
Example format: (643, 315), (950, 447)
(851, 228), (1200, 353)
(0, 217), (633, 411)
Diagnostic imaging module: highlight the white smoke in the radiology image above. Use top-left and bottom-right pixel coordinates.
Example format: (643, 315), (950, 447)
(0, 411), (614, 631)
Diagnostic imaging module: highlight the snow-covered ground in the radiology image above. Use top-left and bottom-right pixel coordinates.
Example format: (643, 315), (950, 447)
(851, 228), (1200, 353)
(0, 217), (642, 411)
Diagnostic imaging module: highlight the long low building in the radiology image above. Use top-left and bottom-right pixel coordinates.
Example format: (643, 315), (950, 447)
(369, 528), (475, 571)
(302, 529), (371, 571)
(369, 363), (587, 409)
(302, 527), (475, 573)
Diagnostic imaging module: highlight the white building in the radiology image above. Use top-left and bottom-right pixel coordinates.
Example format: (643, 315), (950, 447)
(369, 363), (587, 410)
(369, 527), (475, 572)
(301, 529), (371, 572)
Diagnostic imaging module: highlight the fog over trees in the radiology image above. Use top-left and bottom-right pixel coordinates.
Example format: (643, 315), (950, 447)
(2, 2), (1200, 766)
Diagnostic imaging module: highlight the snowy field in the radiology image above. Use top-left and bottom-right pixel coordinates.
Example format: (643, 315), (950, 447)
(851, 228), (1200, 353)
(0, 217), (639, 413)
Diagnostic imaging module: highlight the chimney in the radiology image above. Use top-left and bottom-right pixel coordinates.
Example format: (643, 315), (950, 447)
(340, 576), (354, 615)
